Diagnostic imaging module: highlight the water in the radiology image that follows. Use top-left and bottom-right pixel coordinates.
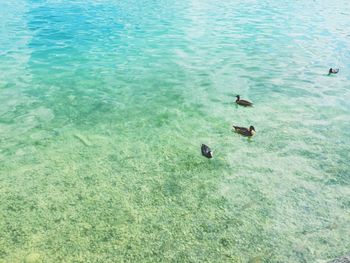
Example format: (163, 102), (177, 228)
(1, 0), (350, 262)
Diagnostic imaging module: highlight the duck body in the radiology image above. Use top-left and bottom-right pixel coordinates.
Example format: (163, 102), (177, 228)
(235, 95), (253, 107)
(329, 68), (339, 75)
(201, 144), (213, 158)
(233, 125), (256, 137)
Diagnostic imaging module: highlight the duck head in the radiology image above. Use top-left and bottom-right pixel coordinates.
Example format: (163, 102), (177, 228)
(236, 95), (240, 101)
(249, 126), (256, 135)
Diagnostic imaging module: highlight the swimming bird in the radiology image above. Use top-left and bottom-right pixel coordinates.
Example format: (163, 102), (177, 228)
(201, 144), (213, 159)
(328, 68), (339, 75)
(235, 95), (253, 107)
(232, 125), (256, 137)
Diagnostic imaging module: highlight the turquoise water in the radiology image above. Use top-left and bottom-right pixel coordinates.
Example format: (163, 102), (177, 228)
(1, 0), (350, 262)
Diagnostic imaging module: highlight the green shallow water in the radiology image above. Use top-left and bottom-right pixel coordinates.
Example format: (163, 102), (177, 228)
(1, 0), (350, 262)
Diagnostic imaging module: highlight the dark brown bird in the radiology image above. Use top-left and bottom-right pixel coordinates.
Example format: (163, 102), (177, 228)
(232, 125), (256, 137)
(235, 95), (253, 107)
(328, 68), (339, 75)
(201, 144), (213, 159)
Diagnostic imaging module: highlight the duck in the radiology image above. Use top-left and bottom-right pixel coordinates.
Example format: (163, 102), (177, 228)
(328, 68), (339, 75)
(232, 125), (256, 137)
(235, 95), (253, 107)
(201, 144), (213, 158)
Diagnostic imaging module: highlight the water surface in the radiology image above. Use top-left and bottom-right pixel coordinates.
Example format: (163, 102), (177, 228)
(1, 0), (350, 262)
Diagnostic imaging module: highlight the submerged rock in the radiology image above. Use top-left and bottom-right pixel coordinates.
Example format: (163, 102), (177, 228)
(248, 256), (262, 263)
(328, 253), (350, 263)
(74, 133), (92, 146)
(24, 252), (41, 263)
